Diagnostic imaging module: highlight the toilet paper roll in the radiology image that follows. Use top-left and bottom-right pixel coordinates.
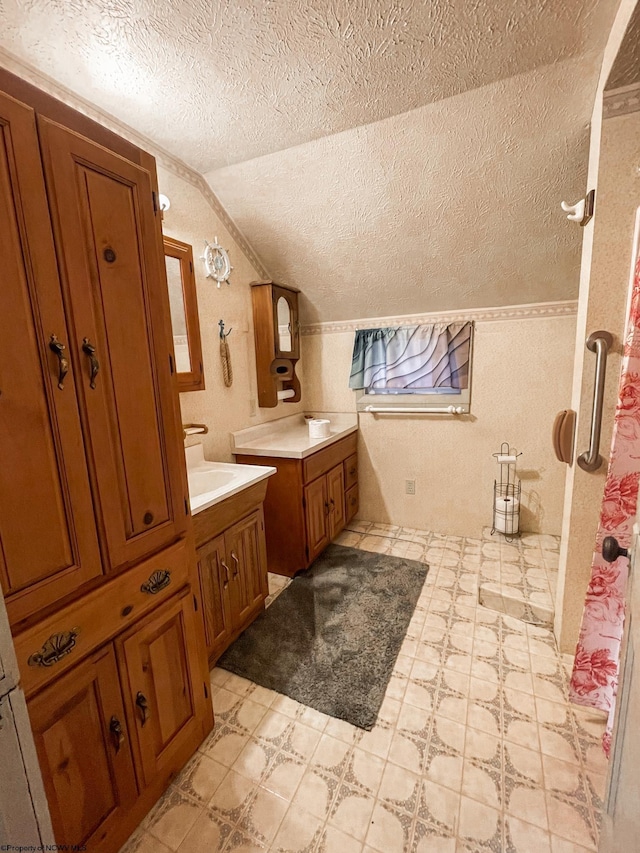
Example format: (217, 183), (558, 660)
(494, 496), (520, 535)
(496, 454), (518, 464)
(277, 389), (295, 401)
(308, 418), (331, 439)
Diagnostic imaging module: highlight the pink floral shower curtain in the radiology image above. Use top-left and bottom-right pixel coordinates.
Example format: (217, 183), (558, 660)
(570, 251), (640, 755)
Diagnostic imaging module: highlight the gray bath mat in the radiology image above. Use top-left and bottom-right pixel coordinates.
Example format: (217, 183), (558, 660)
(217, 543), (428, 730)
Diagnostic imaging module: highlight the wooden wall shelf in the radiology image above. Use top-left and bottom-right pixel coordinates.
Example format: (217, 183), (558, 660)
(250, 281), (301, 408)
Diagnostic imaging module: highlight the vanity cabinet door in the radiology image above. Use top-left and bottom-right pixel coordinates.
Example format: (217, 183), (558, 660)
(197, 535), (232, 661)
(0, 90), (103, 625)
(327, 464), (346, 540)
(28, 645), (137, 853)
(117, 588), (208, 789)
(226, 510), (268, 628)
(38, 118), (186, 575)
(304, 477), (330, 563)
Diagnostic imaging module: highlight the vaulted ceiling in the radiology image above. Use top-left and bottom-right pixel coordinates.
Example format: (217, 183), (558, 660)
(0, 0), (621, 321)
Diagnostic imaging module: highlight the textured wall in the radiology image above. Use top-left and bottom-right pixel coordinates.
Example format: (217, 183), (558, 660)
(209, 57), (602, 322)
(303, 309), (576, 537)
(0, 0), (616, 171)
(606, 2), (640, 90)
(157, 166), (306, 462)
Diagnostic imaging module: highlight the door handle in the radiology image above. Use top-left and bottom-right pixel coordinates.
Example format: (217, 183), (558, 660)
(230, 551), (239, 579)
(602, 536), (629, 563)
(82, 337), (100, 389)
(577, 331), (613, 471)
(221, 560), (230, 587)
(49, 334), (69, 390)
(109, 716), (125, 752)
(135, 692), (150, 726)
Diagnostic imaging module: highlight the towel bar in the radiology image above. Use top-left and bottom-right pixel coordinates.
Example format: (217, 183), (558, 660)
(363, 405), (465, 415)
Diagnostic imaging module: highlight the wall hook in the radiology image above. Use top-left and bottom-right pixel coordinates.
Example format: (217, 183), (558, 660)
(218, 319), (232, 339)
(561, 189), (595, 227)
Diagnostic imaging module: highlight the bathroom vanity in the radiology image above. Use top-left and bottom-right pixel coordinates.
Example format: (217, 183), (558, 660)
(233, 414), (359, 576)
(185, 446), (275, 664)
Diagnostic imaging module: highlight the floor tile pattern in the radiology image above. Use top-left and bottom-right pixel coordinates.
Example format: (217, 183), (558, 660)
(475, 527), (559, 628)
(120, 522), (607, 853)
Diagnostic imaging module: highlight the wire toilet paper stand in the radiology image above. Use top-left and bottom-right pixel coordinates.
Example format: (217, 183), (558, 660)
(491, 442), (522, 542)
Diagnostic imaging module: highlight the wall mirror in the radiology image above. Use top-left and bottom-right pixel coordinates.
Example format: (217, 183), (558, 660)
(163, 236), (205, 392)
(277, 296), (292, 352)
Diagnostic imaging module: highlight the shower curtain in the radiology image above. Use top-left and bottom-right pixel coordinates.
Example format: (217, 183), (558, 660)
(569, 250), (640, 755)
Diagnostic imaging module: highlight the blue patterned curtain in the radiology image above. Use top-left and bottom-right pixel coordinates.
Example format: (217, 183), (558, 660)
(349, 322), (472, 391)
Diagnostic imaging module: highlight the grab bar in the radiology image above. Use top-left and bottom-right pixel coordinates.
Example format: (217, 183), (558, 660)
(577, 330), (613, 472)
(364, 405), (465, 415)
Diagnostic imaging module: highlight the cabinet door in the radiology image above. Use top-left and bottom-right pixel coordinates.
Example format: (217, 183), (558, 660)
(38, 118), (186, 574)
(272, 285), (299, 359)
(226, 510), (268, 628)
(304, 477), (329, 563)
(117, 588), (208, 788)
(28, 646), (137, 853)
(0, 91), (103, 624)
(197, 535), (232, 661)
(327, 463), (346, 540)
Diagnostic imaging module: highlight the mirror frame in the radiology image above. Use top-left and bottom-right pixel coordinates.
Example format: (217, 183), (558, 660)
(163, 236), (205, 392)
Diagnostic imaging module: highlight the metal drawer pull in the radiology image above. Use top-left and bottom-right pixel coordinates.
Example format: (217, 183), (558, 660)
(140, 569), (171, 595)
(577, 330), (613, 472)
(136, 692), (150, 726)
(109, 716), (125, 752)
(49, 334), (69, 390)
(231, 551), (239, 578)
(28, 627), (80, 668)
(82, 337), (100, 388)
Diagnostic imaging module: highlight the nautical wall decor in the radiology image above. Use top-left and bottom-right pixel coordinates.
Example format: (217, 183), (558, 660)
(202, 238), (232, 287)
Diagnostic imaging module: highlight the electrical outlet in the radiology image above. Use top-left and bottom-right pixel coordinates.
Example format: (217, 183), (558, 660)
(405, 479), (416, 495)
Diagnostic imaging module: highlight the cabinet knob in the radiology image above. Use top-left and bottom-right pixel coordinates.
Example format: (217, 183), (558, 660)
(109, 716), (125, 752)
(81, 338), (100, 389)
(49, 334), (69, 390)
(136, 692), (150, 726)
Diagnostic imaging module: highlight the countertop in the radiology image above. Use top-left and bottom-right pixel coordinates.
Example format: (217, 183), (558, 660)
(232, 412), (358, 459)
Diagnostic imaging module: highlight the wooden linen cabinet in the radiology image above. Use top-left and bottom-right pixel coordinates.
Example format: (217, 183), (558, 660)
(0, 70), (213, 853)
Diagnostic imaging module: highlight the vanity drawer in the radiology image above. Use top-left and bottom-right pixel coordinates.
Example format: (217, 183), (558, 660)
(303, 433), (357, 484)
(345, 484), (359, 524)
(15, 539), (192, 697)
(344, 454), (358, 489)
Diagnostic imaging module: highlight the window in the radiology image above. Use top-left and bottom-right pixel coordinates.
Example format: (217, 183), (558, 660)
(349, 321), (474, 413)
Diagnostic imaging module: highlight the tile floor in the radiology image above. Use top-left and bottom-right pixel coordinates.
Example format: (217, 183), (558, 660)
(120, 522), (607, 853)
(475, 528), (559, 629)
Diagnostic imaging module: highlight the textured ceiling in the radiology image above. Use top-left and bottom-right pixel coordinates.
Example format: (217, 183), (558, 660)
(606, 2), (640, 90)
(0, 0), (618, 172)
(0, 0), (620, 320)
(207, 56), (601, 322)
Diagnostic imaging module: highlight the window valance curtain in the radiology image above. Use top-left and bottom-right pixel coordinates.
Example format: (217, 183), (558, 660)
(349, 321), (472, 391)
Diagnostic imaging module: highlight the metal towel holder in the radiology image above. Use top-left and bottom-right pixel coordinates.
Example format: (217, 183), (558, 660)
(577, 330), (613, 472)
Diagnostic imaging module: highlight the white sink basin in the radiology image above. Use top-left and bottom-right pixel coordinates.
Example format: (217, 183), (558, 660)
(185, 444), (275, 515)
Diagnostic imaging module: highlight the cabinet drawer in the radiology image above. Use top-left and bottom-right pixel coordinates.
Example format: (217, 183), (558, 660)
(344, 454), (358, 489)
(303, 433), (357, 484)
(345, 485), (359, 524)
(15, 539), (192, 697)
